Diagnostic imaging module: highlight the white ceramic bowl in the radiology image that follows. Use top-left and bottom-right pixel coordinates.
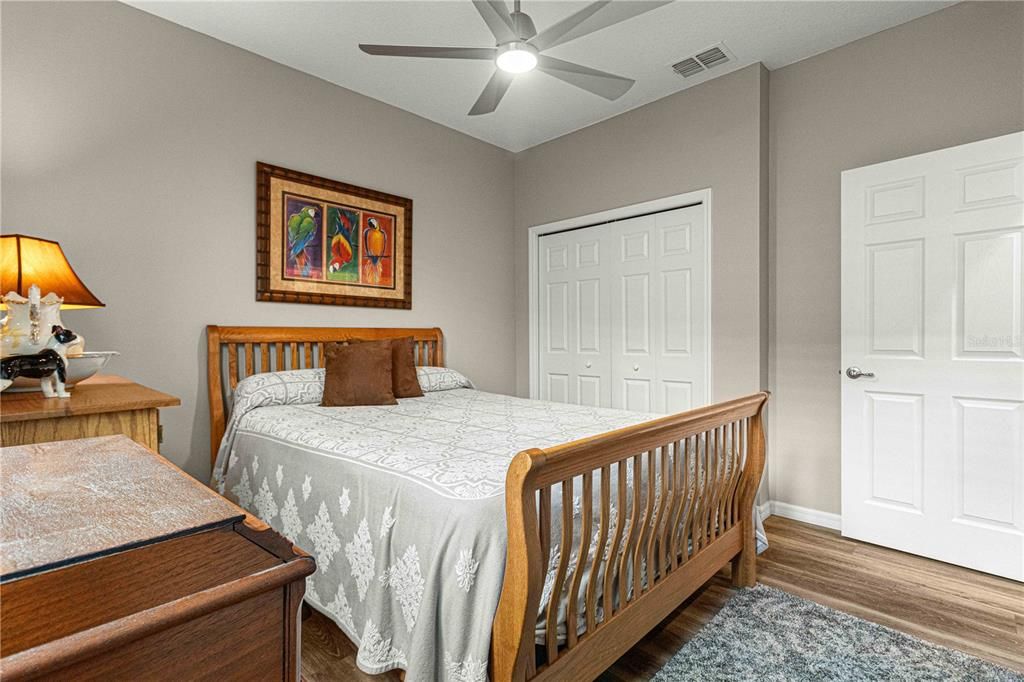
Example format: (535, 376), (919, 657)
(6, 351), (120, 392)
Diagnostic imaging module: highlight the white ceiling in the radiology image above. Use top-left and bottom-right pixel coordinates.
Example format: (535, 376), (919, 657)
(128, 1), (954, 152)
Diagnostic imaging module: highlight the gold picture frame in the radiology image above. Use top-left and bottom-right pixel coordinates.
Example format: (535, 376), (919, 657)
(256, 162), (412, 309)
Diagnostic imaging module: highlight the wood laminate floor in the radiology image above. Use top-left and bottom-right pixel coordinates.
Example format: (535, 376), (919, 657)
(300, 516), (1024, 681)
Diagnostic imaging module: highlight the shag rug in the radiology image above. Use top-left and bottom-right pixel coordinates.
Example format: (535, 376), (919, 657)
(651, 584), (1023, 682)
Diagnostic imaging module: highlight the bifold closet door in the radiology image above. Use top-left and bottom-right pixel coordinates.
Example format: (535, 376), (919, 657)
(537, 227), (613, 407)
(609, 204), (708, 413)
(538, 202), (708, 413)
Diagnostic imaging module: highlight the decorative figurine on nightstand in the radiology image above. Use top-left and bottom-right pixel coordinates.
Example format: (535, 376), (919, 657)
(0, 326), (79, 397)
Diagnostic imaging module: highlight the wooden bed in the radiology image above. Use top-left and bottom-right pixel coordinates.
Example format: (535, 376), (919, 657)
(206, 325), (767, 682)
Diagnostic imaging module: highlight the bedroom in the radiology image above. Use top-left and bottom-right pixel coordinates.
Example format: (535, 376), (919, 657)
(0, 0), (1021, 680)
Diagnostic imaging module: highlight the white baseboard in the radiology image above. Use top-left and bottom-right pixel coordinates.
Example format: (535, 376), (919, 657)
(758, 500), (842, 531)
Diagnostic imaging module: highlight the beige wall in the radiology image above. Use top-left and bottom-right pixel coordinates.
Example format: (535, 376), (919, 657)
(768, 1), (1024, 513)
(513, 64), (771, 405)
(1, 1), (516, 480)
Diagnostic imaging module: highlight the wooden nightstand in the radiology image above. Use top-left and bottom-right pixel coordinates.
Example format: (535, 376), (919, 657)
(0, 375), (179, 451)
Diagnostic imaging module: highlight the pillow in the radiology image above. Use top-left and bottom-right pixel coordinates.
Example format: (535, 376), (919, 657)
(389, 337), (424, 399)
(321, 340), (397, 407)
(416, 366), (474, 392)
(326, 337), (423, 398)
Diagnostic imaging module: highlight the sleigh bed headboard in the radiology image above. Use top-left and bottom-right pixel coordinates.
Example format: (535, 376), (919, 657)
(205, 325), (444, 470)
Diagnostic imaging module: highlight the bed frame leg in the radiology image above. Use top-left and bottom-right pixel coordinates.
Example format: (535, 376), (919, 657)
(732, 399), (766, 589)
(731, 535), (757, 588)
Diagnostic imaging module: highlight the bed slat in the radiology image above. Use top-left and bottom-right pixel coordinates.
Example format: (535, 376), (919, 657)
(688, 436), (704, 557)
(667, 440), (686, 570)
(227, 345), (238, 391)
(659, 444), (676, 573)
(604, 461), (627, 620)
(538, 488), (552, 580)
(680, 437), (698, 564)
(566, 472), (592, 649)
(545, 478), (574, 664)
(586, 465), (610, 632)
(621, 454), (642, 606)
(259, 343), (270, 373)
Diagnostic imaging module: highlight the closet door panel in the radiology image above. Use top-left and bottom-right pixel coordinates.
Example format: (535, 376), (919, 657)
(611, 216), (657, 411)
(655, 204), (708, 410)
(539, 232), (577, 404)
(539, 228), (611, 406)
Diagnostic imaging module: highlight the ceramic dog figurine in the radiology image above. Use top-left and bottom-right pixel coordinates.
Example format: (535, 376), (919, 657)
(0, 325), (79, 397)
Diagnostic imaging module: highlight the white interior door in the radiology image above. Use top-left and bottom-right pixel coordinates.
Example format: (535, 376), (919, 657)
(841, 131), (1024, 581)
(538, 203), (709, 413)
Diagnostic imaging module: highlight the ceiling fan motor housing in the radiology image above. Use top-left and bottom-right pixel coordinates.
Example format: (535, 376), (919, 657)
(510, 10), (538, 41)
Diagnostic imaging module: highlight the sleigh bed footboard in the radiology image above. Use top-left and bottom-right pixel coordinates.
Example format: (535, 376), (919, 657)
(491, 392), (768, 682)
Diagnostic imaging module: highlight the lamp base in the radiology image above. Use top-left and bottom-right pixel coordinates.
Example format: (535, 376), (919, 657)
(1, 290), (85, 358)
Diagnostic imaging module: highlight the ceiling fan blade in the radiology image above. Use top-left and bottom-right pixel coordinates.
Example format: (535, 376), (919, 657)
(537, 55), (634, 100)
(529, 0), (671, 52)
(359, 45), (497, 60)
(469, 70), (515, 115)
(472, 1), (518, 45)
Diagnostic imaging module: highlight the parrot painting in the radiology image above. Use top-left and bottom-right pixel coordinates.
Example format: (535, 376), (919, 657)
(328, 233), (353, 274)
(287, 205), (319, 278)
(363, 216), (388, 285)
(326, 207), (358, 281)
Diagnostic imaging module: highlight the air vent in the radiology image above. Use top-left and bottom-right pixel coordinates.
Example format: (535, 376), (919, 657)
(695, 46), (729, 68)
(671, 43), (735, 78)
(671, 57), (704, 78)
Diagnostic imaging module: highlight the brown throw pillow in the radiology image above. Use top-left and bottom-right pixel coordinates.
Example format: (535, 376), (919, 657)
(321, 339), (397, 407)
(324, 337), (424, 399)
(390, 337), (424, 399)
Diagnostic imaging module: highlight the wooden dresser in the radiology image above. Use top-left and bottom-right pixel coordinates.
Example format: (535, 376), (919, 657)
(0, 375), (179, 451)
(0, 435), (315, 681)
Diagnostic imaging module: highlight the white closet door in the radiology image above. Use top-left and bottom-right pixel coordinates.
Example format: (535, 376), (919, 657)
(537, 228), (612, 406)
(538, 203), (708, 413)
(610, 205), (708, 412)
(841, 131), (1024, 580)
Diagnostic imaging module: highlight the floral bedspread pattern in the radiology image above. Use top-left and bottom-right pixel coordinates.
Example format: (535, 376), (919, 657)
(215, 368), (766, 681)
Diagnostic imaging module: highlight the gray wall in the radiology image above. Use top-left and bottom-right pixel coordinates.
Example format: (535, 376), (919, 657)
(1, 1), (516, 479)
(768, 1), (1024, 514)
(514, 64), (771, 405)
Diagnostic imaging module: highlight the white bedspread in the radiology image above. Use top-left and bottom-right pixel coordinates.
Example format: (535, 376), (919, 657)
(214, 368), (766, 681)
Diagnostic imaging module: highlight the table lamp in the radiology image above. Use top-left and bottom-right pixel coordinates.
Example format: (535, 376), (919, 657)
(0, 234), (104, 357)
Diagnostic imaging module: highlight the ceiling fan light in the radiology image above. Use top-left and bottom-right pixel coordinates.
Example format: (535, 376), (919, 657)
(496, 42), (538, 74)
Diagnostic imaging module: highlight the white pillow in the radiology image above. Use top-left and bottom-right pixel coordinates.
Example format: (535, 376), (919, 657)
(416, 366), (474, 392)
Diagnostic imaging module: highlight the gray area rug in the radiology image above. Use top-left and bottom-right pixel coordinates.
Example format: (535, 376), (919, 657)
(651, 584), (1023, 681)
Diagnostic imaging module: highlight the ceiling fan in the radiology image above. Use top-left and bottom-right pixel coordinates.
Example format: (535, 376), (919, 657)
(359, 0), (669, 116)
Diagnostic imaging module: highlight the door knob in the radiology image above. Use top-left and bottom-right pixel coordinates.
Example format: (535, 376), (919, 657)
(633, 364), (640, 372)
(585, 361), (592, 368)
(845, 366), (875, 380)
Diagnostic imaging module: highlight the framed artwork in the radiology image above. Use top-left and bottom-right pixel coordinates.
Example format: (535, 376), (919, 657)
(256, 162), (412, 308)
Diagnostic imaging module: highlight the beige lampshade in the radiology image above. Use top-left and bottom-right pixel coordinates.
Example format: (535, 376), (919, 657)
(0, 234), (104, 309)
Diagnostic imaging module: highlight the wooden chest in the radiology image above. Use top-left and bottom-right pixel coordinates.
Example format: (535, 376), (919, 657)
(0, 436), (315, 681)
